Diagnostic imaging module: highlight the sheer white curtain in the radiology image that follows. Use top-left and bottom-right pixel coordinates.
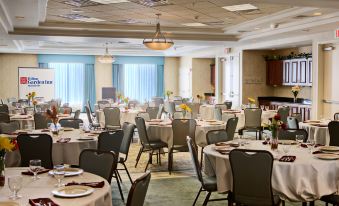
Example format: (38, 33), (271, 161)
(123, 64), (158, 102)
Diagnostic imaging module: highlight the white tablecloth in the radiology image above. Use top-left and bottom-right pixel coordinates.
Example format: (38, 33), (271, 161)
(299, 122), (329, 145)
(0, 167), (112, 206)
(9, 114), (72, 130)
(204, 141), (339, 202)
(96, 109), (141, 128)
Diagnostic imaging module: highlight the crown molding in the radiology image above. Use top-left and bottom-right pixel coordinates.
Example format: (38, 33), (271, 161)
(0, 0), (13, 33)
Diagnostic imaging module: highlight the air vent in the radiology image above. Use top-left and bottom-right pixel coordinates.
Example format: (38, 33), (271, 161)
(131, 0), (172, 7)
(63, 0), (101, 7)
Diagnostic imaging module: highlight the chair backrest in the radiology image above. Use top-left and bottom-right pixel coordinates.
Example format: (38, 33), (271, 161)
(157, 104), (165, 119)
(73, 109), (81, 119)
(186, 137), (203, 183)
(0, 112), (10, 123)
(229, 149), (275, 206)
(146, 107), (159, 120)
(215, 104), (227, 110)
(0, 121), (20, 133)
(103, 107), (121, 128)
(214, 108), (222, 121)
(35, 103), (50, 112)
(135, 117), (151, 146)
(18, 99), (29, 105)
(334, 113), (339, 121)
(128, 100), (139, 108)
(171, 119), (196, 149)
(59, 106), (72, 114)
(186, 103), (200, 119)
(206, 129), (228, 145)
(287, 116), (299, 129)
(87, 100), (94, 114)
(34, 112), (51, 129)
(24, 107), (35, 115)
(120, 122), (136, 158)
(224, 101), (232, 109)
(291, 113), (302, 123)
(137, 112), (151, 121)
(164, 102), (176, 115)
(328, 121), (339, 146)
(17, 133), (53, 169)
(278, 129), (308, 142)
(151, 97), (164, 107)
(244, 108), (262, 128)
(277, 106), (290, 124)
(0, 104), (9, 114)
(85, 106), (93, 124)
(126, 171), (151, 206)
(98, 130), (124, 162)
(79, 149), (116, 183)
(226, 117), (238, 140)
(59, 118), (83, 129)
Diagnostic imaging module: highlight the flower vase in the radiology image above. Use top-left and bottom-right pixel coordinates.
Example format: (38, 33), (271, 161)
(183, 111), (186, 119)
(51, 123), (59, 135)
(0, 156), (5, 186)
(293, 97), (297, 103)
(271, 129), (279, 151)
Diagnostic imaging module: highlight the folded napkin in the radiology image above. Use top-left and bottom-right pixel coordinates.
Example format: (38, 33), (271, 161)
(312, 151), (323, 154)
(279, 156), (296, 162)
(300, 143), (308, 148)
(56, 138), (71, 143)
(262, 141), (268, 145)
(29, 198), (59, 206)
(65, 181), (105, 188)
(22, 169), (50, 176)
(315, 144), (325, 148)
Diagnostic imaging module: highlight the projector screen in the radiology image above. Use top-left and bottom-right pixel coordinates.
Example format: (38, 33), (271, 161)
(18, 67), (55, 101)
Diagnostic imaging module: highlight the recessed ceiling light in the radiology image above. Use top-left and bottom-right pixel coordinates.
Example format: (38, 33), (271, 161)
(222, 4), (258, 12)
(90, 0), (129, 4)
(313, 12), (322, 16)
(182, 23), (207, 27)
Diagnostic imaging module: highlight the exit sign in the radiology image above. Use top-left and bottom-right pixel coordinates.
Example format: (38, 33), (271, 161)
(336, 29), (339, 38)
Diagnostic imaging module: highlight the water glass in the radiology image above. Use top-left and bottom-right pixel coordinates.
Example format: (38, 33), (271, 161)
(265, 106), (270, 111)
(29, 159), (41, 180)
(53, 165), (65, 187)
(260, 105), (265, 110)
(307, 139), (315, 153)
(282, 145), (290, 154)
(79, 123), (84, 135)
(296, 135), (304, 147)
(197, 114), (202, 121)
(8, 176), (22, 200)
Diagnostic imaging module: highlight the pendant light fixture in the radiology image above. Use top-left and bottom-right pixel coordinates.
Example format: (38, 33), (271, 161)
(143, 14), (174, 50)
(98, 43), (115, 64)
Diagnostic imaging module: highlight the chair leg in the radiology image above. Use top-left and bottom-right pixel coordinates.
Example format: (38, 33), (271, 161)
(200, 147), (204, 170)
(158, 149), (161, 166)
(135, 147), (143, 168)
(168, 149), (173, 174)
(202, 192), (211, 206)
(116, 170), (123, 183)
(114, 171), (124, 201)
(122, 162), (133, 184)
(302, 202), (307, 206)
(192, 186), (202, 206)
(145, 150), (153, 172)
(309, 201), (314, 206)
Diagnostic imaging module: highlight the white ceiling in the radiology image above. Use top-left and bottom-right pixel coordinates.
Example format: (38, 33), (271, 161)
(0, 0), (339, 56)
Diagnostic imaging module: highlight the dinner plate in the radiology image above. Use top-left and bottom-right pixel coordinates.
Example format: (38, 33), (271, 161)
(208, 122), (223, 125)
(278, 140), (297, 145)
(49, 168), (83, 177)
(305, 120), (321, 123)
(205, 120), (217, 122)
(314, 153), (339, 160)
(319, 146), (339, 152)
(52, 185), (94, 198)
(215, 142), (228, 146)
(0, 202), (19, 206)
(90, 130), (103, 134)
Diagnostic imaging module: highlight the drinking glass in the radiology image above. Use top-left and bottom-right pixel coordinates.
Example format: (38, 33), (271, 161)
(282, 145), (290, 154)
(260, 105), (265, 110)
(29, 159), (41, 180)
(296, 135), (304, 147)
(53, 165), (65, 187)
(197, 114), (202, 121)
(307, 139), (315, 153)
(265, 106), (270, 111)
(79, 123), (84, 136)
(8, 176), (22, 200)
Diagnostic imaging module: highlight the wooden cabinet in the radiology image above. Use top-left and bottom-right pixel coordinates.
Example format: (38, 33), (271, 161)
(282, 58), (312, 86)
(266, 60), (283, 86)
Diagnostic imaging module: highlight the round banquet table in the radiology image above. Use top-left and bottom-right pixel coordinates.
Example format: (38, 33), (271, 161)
(3, 129), (98, 167)
(0, 167), (112, 206)
(146, 120), (226, 147)
(9, 114), (72, 130)
(203, 141), (339, 202)
(299, 121), (330, 146)
(96, 109), (141, 128)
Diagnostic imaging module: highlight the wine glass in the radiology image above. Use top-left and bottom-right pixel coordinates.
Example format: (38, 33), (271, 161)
(296, 135), (304, 147)
(79, 123), (84, 136)
(282, 145), (290, 154)
(8, 176), (22, 200)
(307, 139), (315, 153)
(260, 105), (265, 110)
(197, 114), (202, 121)
(53, 165), (65, 187)
(29, 159), (41, 180)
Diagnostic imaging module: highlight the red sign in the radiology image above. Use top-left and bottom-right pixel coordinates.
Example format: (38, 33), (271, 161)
(20, 77), (27, 84)
(336, 29), (339, 38)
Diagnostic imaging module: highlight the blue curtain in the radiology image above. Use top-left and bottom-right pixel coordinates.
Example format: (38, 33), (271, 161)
(112, 64), (124, 93)
(38, 63), (48, 68)
(84, 64), (96, 111)
(156, 65), (164, 97)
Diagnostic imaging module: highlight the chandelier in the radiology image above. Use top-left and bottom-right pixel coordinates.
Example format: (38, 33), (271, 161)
(143, 14), (174, 50)
(98, 43), (115, 64)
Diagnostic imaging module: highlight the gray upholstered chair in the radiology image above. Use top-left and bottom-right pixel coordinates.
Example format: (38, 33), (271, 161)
(186, 103), (200, 119)
(229, 149), (282, 206)
(135, 117), (167, 171)
(214, 108), (222, 121)
(287, 116), (299, 129)
(87, 100), (96, 118)
(334, 113), (339, 121)
(103, 107), (121, 130)
(239, 108), (262, 139)
(118, 122), (136, 183)
(329, 121), (339, 146)
(173, 111), (192, 119)
(224, 101), (232, 109)
(277, 106), (290, 124)
(34, 112), (51, 129)
(173, 96), (182, 101)
(0, 112), (10, 123)
(137, 112), (151, 121)
(0, 121), (20, 133)
(85, 106), (100, 129)
(173, 100), (183, 106)
(187, 137), (227, 205)
(206, 129), (228, 145)
(164, 101), (176, 116)
(17, 133), (53, 169)
(126, 171), (151, 206)
(156, 104), (165, 119)
(226, 117), (239, 140)
(151, 97), (164, 107)
(24, 107), (35, 115)
(278, 129), (308, 142)
(59, 118), (83, 129)
(146, 107), (159, 120)
(35, 103), (49, 112)
(0, 104), (9, 114)
(215, 104), (227, 111)
(169, 119), (196, 174)
(18, 99), (29, 106)
(73, 109), (80, 119)
(97, 100), (110, 110)
(59, 106), (72, 114)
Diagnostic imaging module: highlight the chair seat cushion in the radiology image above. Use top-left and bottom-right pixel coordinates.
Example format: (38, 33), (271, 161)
(145, 140), (167, 149)
(202, 176), (217, 191)
(321, 194), (339, 203)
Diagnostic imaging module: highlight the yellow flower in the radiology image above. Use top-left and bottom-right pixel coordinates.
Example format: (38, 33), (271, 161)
(248, 97), (256, 104)
(180, 104), (192, 112)
(0, 137), (14, 151)
(31, 92), (36, 97)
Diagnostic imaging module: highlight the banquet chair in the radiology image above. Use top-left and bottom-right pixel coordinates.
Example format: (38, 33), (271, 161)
(334, 113), (339, 121)
(18, 99), (29, 106)
(59, 106), (72, 114)
(156, 104), (165, 119)
(79, 149), (115, 184)
(34, 112), (51, 129)
(291, 113), (302, 123)
(287, 116), (299, 129)
(97, 130), (125, 200)
(186, 103), (200, 119)
(277, 106), (290, 124)
(85, 106), (100, 129)
(103, 107), (121, 130)
(126, 171), (151, 206)
(215, 104), (227, 111)
(169, 119), (196, 174)
(278, 129), (308, 142)
(151, 97), (164, 107)
(0, 104), (9, 114)
(0, 121), (20, 134)
(128, 100), (139, 109)
(229, 149), (282, 206)
(135, 117), (167, 171)
(17, 133), (53, 169)
(187, 137), (228, 206)
(0, 112), (10, 123)
(86, 100), (96, 118)
(165, 102), (176, 116)
(137, 112), (150, 121)
(328, 121), (339, 146)
(239, 108), (263, 140)
(24, 107), (35, 115)
(226, 117), (239, 140)
(320, 194), (339, 206)
(146, 107), (159, 120)
(173, 100), (183, 106)
(118, 122), (136, 184)
(59, 118), (83, 129)
(206, 129), (228, 145)
(214, 108), (222, 121)
(35, 103), (49, 112)
(73, 109), (80, 119)
(97, 100), (110, 110)
(173, 111), (192, 119)
(224, 101), (232, 109)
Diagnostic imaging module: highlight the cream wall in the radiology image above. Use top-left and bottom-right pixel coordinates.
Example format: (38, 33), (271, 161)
(94, 57), (113, 101)
(0, 54), (38, 99)
(192, 58), (214, 98)
(164, 57), (179, 95)
(178, 56), (192, 98)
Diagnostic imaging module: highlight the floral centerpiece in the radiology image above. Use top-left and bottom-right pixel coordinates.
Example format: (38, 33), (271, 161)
(116, 92), (122, 103)
(26, 92), (36, 106)
(0, 136), (17, 186)
(264, 114), (287, 150)
(46, 106), (59, 134)
(32, 99), (38, 112)
(166, 90), (173, 100)
(196, 94), (203, 103)
(248, 97), (256, 108)
(179, 104), (192, 118)
(291, 86), (301, 102)
(123, 97), (129, 110)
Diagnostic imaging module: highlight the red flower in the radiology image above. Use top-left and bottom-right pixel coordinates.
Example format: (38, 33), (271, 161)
(281, 123), (287, 130)
(274, 114), (281, 121)
(11, 139), (18, 150)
